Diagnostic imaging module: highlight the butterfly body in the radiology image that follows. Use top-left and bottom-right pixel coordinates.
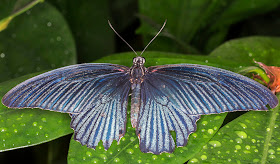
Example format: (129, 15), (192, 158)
(130, 57), (146, 128)
(2, 57), (278, 154)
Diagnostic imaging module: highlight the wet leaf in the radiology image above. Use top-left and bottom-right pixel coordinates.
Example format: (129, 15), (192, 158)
(210, 36), (280, 66)
(190, 94), (280, 163)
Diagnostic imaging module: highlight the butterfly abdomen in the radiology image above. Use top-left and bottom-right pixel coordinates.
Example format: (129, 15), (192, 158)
(131, 83), (141, 128)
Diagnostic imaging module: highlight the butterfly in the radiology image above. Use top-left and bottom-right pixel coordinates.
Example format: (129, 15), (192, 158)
(2, 20), (278, 154)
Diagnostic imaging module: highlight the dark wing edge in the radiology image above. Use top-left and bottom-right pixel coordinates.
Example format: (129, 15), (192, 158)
(70, 73), (131, 150)
(2, 63), (130, 114)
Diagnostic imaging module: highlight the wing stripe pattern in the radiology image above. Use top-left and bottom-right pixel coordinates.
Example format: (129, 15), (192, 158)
(195, 84), (220, 113)
(59, 82), (90, 111)
(222, 79), (256, 109)
(137, 91), (175, 154)
(28, 80), (60, 107)
(225, 79), (265, 108)
(137, 79), (201, 154)
(228, 83), (258, 109)
(200, 84), (227, 112)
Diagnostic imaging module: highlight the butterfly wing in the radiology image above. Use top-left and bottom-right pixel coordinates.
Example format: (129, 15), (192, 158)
(2, 63), (131, 149)
(136, 64), (278, 154)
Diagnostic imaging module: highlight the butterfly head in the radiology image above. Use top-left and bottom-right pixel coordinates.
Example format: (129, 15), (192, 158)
(133, 56), (146, 67)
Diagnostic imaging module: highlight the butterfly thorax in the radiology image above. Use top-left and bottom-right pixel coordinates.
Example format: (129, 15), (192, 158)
(129, 57), (146, 84)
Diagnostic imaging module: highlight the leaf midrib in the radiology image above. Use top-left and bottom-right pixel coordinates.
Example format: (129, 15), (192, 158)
(261, 94), (280, 164)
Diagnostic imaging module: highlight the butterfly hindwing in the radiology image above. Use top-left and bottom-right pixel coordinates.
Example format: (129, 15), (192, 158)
(70, 72), (130, 149)
(137, 79), (200, 154)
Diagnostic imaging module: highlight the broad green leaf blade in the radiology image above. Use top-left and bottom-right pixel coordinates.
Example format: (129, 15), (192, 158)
(210, 36), (280, 66)
(190, 94), (280, 163)
(138, 0), (280, 53)
(0, 2), (76, 82)
(48, 0), (114, 63)
(0, 72), (72, 152)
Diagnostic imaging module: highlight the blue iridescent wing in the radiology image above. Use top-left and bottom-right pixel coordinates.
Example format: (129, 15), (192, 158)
(2, 63), (131, 149)
(2, 63), (130, 113)
(136, 64), (278, 154)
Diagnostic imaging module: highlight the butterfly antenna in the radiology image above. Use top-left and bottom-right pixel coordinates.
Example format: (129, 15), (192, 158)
(108, 20), (138, 56)
(139, 19), (167, 56)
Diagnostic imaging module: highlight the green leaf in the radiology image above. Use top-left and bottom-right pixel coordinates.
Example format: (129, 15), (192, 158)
(0, 72), (72, 152)
(190, 94), (280, 163)
(138, 0), (280, 53)
(210, 36), (280, 66)
(0, 2), (76, 82)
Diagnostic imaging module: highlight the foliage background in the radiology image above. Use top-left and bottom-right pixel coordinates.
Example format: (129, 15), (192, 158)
(0, 0), (280, 163)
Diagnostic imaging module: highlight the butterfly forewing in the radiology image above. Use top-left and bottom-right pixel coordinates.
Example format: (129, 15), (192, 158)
(2, 64), (130, 114)
(147, 64), (278, 114)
